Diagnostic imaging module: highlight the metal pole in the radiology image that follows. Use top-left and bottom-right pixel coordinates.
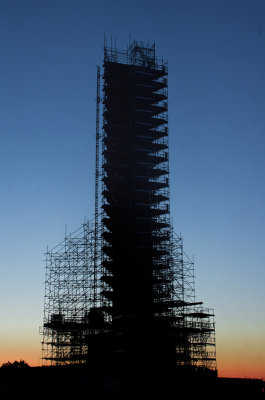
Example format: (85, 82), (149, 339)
(94, 66), (100, 306)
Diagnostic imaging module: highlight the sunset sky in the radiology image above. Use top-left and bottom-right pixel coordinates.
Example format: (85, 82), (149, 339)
(0, 0), (264, 379)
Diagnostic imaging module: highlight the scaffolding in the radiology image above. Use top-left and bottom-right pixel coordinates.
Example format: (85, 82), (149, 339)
(41, 223), (96, 364)
(41, 40), (216, 372)
(41, 222), (216, 370)
(170, 232), (217, 370)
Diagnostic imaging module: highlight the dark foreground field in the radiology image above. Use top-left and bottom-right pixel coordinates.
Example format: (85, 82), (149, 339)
(0, 365), (264, 398)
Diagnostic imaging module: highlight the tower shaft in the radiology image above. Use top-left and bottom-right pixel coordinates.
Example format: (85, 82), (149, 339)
(101, 41), (171, 358)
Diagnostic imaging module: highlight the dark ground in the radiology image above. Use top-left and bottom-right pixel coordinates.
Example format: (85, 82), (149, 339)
(0, 365), (264, 398)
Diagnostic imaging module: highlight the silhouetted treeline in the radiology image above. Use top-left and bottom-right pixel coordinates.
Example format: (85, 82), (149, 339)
(1, 360), (30, 368)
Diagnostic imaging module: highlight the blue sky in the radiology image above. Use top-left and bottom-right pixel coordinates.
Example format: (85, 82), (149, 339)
(0, 0), (264, 376)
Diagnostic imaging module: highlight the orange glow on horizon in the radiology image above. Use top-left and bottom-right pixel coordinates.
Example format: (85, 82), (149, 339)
(218, 354), (265, 379)
(216, 332), (265, 380)
(218, 364), (265, 380)
(1, 352), (264, 379)
(1, 333), (41, 367)
(1, 349), (41, 368)
(1, 333), (264, 378)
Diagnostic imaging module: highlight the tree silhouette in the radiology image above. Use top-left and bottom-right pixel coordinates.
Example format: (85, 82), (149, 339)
(1, 360), (30, 368)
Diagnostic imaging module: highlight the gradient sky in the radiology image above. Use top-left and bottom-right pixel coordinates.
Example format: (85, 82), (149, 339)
(0, 0), (264, 378)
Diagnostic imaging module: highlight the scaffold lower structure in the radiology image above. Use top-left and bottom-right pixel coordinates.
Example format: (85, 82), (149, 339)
(41, 221), (216, 371)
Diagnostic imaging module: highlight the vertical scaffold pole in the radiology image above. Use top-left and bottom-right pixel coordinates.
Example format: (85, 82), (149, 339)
(94, 66), (100, 306)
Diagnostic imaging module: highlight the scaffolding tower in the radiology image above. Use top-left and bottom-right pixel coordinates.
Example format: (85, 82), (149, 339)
(41, 223), (216, 370)
(41, 40), (217, 372)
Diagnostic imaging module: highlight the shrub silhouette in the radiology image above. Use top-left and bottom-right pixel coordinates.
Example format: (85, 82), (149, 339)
(1, 360), (30, 368)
